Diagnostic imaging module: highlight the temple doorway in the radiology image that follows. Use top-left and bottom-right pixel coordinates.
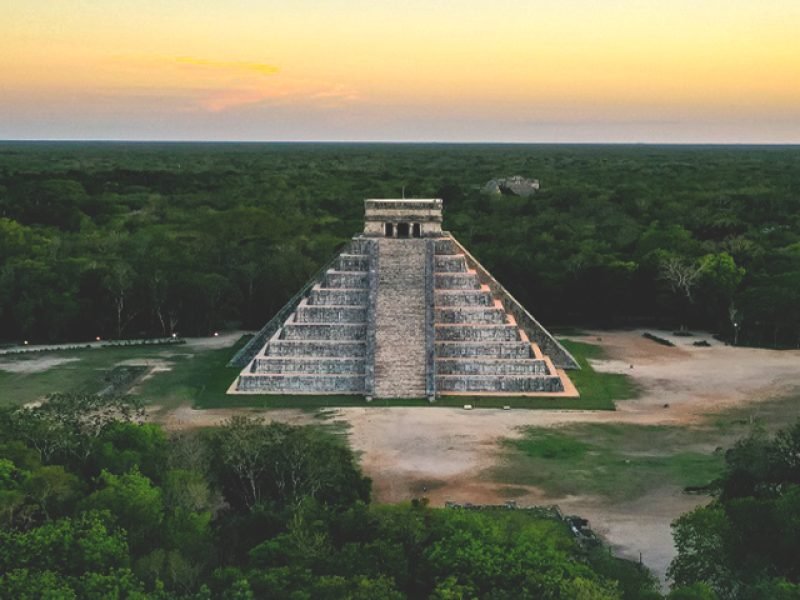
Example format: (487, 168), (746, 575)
(385, 223), (394, 237)
(397, 222), (410, 238)
(412, 223), (421, 238)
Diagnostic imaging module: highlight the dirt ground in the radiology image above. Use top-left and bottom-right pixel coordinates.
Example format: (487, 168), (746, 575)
(155, 329), (800, 585)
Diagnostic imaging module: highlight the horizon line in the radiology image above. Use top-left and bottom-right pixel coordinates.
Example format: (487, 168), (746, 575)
(2, 138), (800, 147)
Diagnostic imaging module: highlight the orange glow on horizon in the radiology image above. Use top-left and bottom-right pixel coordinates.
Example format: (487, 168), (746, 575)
(1, 0), (798, 141)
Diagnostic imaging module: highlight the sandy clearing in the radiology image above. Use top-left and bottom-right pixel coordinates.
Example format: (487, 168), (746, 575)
(0, 356), (81, 373)
(557, 487), (707, 583)
(334, 329), (799, 583)
(157, 404), (313, 431)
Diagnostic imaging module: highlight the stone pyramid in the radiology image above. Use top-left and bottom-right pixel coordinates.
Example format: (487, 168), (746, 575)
(228, 199), (578, 400)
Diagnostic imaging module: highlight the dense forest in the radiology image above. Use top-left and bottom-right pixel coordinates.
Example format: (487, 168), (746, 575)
(0, 395), (661, 599)
(668, 422), (800, 599)
(0, 142), (798, 347)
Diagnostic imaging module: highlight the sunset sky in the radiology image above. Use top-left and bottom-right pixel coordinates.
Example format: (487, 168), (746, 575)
(2, 0), (799, 142)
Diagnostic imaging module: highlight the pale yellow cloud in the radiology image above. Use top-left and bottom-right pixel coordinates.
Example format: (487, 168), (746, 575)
(172, 56), (279, 76)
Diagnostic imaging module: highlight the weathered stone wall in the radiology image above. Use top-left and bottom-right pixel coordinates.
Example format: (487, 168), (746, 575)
(267, 340), (366, 357)
(294, 305), (367, 323)
(435, 341), (532, 359)
(363, 199), (443, 238)
(435, 307), (506, 324)
(325, 272), (369, 288)
(337, 255), (370, 271)
(434, 255), (467, 272)
(251, 357), (365, 374)
(437, 375), (563, 393)
(308, 289), (368, 306)
(435, 290), (495, 306)
(282, 323), (367, 340)
(431, 233), (574, 397)
(236, 374), (365, 393)
(228, 240), (352, 368)
(435, 273), (481, 290)
(232, 236), (372, 394)
(445, 234), (579, 370)
(436, 359), (550, 375)
(436, 325), (520, 341)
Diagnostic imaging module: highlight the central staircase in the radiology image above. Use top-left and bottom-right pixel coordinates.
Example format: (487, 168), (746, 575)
(373, 239), (427, 398)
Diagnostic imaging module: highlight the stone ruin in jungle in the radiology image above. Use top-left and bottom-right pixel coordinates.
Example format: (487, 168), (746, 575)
(229, 198), (578, 400)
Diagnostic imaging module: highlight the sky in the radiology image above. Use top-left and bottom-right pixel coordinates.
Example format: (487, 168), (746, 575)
(1, 0), (799, 142)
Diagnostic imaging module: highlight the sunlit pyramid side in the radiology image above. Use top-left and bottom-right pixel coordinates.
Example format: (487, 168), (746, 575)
(228, 198), (579, 400)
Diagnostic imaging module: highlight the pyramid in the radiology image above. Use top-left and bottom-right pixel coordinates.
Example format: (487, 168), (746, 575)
(228, 199), (579, 399)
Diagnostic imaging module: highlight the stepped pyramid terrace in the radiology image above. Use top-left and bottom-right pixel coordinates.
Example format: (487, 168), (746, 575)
(228, 199), (579, 400)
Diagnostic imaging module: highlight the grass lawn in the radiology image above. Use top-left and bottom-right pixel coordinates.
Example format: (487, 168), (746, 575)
(0, 345), (191, 406)
(0, 333), (640, 411)
(493, 423), (726, 501)
(492, 391), (800, 503)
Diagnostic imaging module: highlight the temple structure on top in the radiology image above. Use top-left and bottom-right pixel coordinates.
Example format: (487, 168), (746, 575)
(228, 198), (579, 400)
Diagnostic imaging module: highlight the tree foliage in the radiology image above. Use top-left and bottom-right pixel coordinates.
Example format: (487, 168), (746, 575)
(0, 399), (659, 598)
(1, 143), (798, 346)
(668, 421), (800, 599)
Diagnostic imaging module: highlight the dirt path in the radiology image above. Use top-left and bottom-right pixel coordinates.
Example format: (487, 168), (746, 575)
(155, 329), (800, 585)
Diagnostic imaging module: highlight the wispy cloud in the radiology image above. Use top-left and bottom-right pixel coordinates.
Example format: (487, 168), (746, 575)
(172, 56), (279, 76)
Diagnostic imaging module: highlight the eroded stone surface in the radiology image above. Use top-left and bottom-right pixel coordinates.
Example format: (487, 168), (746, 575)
(230, 198), (576, 398)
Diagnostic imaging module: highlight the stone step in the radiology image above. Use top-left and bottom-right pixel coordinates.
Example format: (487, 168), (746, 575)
(373, 238), (428, 399)
(237, 374), (365, 393)
(337, 255), (370, 271)
(436, 358), (550, 376)
(434, 239), (459, 254)
(307, 287), (368, 306)
(282, 323), (367, 340)
(435, 306), (507, 324)
(252, 357), (364, 375)
(435, 272), (481, 290)
(435, 341), (532, 359)
(435, 255), (468, 272)
(435, 324), (520, 342)
(294, 304), (367, 323)
(325, 271), (369, 288)
(435, 289), (495, 306)
(437, 374), (564, 393)
(267, 340), (366, 357)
